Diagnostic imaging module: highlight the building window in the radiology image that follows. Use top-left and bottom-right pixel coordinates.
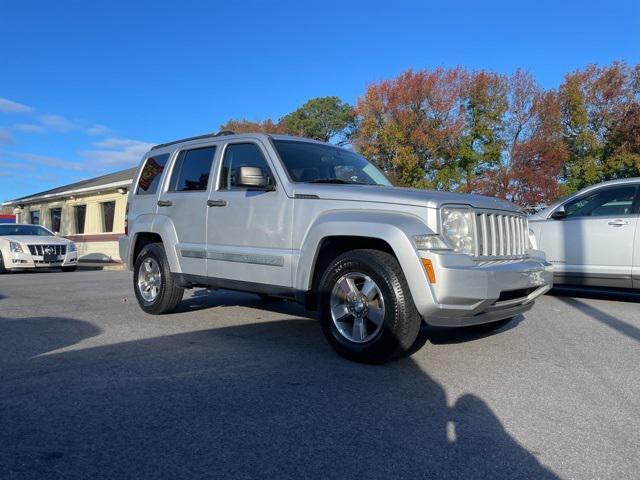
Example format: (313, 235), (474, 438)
(169, 146), (216, 192)
(30, 210), (40, 225)
(102, 201), (116, 232)
(50, 208), (62, 233)
(74, 205), (87, 234)
(136, 153), (170, 195)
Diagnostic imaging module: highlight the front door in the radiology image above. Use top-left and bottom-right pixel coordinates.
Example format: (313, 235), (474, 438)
(206, 141), (293, 288)
(539, 184), (639, 287)
(156, 144), (219, 277)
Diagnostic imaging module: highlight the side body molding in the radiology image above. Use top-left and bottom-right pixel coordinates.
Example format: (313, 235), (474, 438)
(295, 210), (437, 314)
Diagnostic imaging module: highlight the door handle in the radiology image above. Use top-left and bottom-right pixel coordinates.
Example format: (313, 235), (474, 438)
(207, 199), (227, 207)
(157, 200), (173, 207)
(608, 219), (629, 226)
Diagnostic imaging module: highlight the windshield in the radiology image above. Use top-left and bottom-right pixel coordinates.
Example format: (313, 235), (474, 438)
(0, 225), (54, 236)
(273, 140), (392, 186)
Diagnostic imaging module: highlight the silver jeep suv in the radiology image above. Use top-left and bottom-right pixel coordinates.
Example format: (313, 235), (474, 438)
(120, 132), (553, 363)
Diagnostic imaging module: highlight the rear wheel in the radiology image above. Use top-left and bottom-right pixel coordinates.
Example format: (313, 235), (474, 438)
(133, 243), (184, 314)
(318, 249), (422, 364)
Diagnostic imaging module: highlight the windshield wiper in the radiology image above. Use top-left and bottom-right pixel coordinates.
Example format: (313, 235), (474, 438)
(307, 179), (377, 185)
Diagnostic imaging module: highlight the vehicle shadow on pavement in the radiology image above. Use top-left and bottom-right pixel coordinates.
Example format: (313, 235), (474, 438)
(0, 312), (558, 479)
(554, 296), (640, 342)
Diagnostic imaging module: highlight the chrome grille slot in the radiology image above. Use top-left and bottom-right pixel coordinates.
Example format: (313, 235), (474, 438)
(473, 211), (528, 260)
(27, 244), (67, 257)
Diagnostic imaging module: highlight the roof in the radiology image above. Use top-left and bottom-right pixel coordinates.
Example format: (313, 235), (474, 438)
(3, 167), (137, 206)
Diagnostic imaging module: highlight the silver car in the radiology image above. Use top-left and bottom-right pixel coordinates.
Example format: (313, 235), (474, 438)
(120, 132), (553, 363)
(0, 224), (78, 273)
(529, 178), (640, 289)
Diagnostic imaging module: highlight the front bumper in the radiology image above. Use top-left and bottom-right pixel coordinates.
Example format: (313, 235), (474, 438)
(6, 250), (78, 269)
(418, 252), (553, 327)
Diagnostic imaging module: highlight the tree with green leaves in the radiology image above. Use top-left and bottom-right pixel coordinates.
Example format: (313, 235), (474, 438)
(220, 96), (356, 145)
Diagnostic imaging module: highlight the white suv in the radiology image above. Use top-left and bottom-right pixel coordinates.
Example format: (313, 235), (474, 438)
(120, 132), (553, 363)
(529, 178), (640, 289)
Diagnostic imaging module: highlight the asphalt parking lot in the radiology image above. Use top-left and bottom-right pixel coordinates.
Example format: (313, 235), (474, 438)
(0, 270), (638, 479)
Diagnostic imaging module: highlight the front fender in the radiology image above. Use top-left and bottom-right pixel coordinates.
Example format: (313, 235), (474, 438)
(296, 210), (436, 314)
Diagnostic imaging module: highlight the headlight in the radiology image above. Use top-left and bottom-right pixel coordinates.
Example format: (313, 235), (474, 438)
(68, 242), (77, 252)
(10, 241), (23, 253)
(441, 207), (475, 255)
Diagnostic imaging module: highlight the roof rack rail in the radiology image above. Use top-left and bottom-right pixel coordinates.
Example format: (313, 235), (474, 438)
(150, 130), (236, 150)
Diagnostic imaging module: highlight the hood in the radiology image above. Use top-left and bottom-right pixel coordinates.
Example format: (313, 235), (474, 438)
(292, 184), (520, 212)
(1, 235), (71, 245)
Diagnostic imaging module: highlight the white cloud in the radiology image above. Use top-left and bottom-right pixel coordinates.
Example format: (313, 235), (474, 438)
(87, 124), (111, 136)
(9, 151), (90, 171)
(38, 114), (79, 132)
(12, 123), (46, 133)
(0, 127), (14, 145)
(0, 97), (34, 114)
(82, 137), (153, 166)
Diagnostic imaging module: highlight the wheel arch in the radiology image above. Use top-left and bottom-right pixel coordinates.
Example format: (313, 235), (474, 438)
(296, 210), (435, 312)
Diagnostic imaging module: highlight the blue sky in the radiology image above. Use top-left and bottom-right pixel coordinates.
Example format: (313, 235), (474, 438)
(1, 0), (639, 201)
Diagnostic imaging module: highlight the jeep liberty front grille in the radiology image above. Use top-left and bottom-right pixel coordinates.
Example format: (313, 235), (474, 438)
(474, 212), (528, 259)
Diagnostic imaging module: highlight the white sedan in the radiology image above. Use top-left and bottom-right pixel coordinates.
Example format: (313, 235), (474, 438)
(0, 224), (78, 273)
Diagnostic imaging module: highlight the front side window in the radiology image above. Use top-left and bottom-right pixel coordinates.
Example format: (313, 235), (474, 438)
(50, 207), (62, 232)
(169, 146), (216, 192)
(30, 210), (40, 225)
(74, 205), (86, 234)
(137, 153), (170, 195)
(219, 143), (275, 190)
(102, 201), (116, 232)
(563, 186), (637, 218)
(273, 140), (392, 186)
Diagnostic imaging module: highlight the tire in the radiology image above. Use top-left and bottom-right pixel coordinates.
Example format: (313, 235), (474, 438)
(61, 266), (77, 272)
(0, 252), (7, 274)
(318, 249), (422, 364)
(465, 317), (514, 333)
(133, 242), (184, 314)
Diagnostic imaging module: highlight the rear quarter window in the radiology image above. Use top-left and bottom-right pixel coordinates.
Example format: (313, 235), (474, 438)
(136, 153), (170, 195)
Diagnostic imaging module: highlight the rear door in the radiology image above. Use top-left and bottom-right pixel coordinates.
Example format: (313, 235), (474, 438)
(539, 184), (639, 287)
(156, 144), (219, 276)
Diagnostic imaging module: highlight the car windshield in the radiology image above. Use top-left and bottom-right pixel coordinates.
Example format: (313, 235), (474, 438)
(273, 140), (393, 186)
(0, 225), (53, 236)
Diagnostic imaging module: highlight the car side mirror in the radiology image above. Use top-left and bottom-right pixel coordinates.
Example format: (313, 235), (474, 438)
(550, 209), (567, 220)
(236, 166), (274, 190)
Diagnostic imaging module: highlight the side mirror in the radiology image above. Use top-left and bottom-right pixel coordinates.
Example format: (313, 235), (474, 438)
(550, 209), (567, 220)
(54, 231), (60, 236)
(236, 166), (274, 190)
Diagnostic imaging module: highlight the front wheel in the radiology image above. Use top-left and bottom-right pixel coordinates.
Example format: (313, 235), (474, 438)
(318, 249), (422, 364)
(133, 243), (184, 314)
(61, 266), (77, 272)
(0, 252), (7, 274)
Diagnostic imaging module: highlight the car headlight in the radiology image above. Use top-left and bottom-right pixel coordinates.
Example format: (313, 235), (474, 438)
(68, 242), (77, 252)
(441, 207), (475, 255)
(9, 241), (23, 253)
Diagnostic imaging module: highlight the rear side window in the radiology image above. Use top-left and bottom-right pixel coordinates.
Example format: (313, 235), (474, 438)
(169, 146), (217, 192)
(136, 154), (170, 195)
